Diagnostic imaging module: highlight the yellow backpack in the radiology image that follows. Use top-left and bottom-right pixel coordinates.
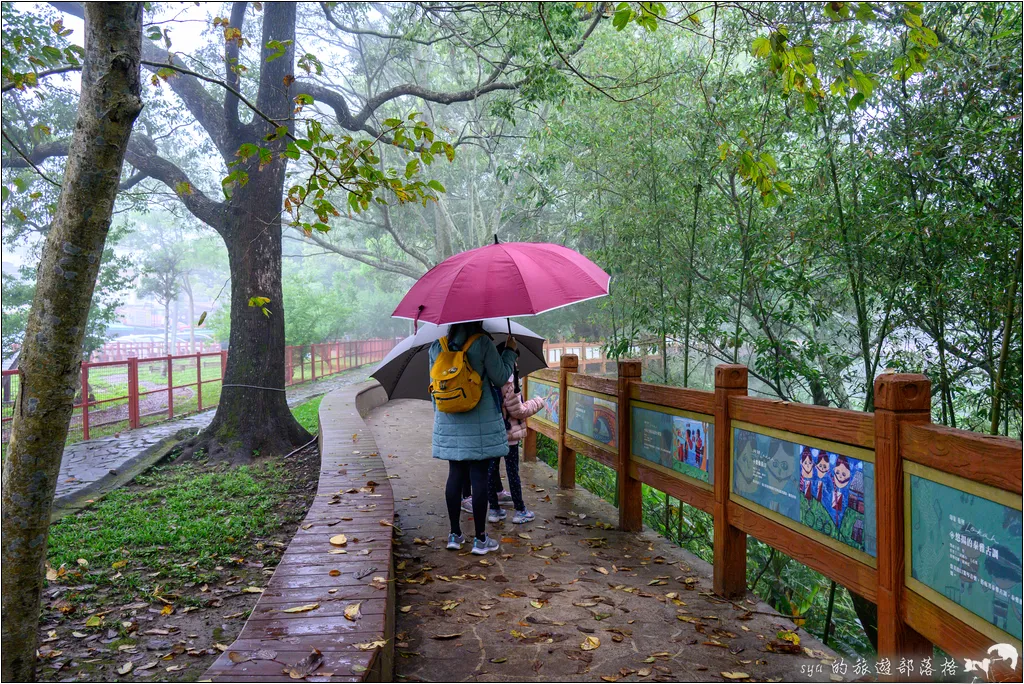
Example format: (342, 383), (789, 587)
(429, 333), (484, 413)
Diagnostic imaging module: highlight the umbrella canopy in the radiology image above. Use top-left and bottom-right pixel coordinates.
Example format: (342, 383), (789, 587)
(392, 241), (610, 325)
(371, 319), (547, 400)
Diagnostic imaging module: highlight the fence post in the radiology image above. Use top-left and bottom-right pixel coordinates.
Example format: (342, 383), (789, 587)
(285, 346), (293, 386)
(617, 360), (643, 531)
(556, 354), (578, 489)
(220, 349), (228, 378)
(195, 352), (203, 412)
(81, 363), (90, 441)
(167, 354), (174, 418)
(311, 344), (317, 381)
(712, 364), (748, 598)
(128, 357), (139, 429)
(874, 373), (932, 679)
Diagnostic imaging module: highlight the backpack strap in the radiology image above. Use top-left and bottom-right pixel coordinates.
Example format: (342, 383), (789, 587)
(439, 336), (450, 353)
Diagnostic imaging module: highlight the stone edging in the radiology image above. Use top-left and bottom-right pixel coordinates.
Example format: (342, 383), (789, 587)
(202, 381), (395, 682)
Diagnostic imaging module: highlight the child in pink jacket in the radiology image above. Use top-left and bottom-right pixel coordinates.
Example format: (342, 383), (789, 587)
(486, 372), (544, 524)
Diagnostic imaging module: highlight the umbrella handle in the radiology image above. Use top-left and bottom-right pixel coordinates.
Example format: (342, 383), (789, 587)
(507, 317), (520, 393)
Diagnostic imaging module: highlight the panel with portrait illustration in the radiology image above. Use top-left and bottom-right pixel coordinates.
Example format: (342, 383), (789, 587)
(630, 401), (714, 486)
(526, 379), (559, 426)
(731, 421), (877, 561)
(566, 388), (617, 451)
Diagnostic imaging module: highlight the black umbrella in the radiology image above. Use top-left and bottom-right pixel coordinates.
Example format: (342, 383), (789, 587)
(371, 318), (547, 400)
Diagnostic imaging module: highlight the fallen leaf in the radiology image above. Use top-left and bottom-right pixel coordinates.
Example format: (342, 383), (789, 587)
(85, 615), (103, 627)
(117, 662), (133, 675)
(112, 560), (128, 570)
(638, 667), (652, 677)
(595, 567), (609, 575)
(165, 664), (185, 672)
(282, 603), (320, 613)
(400, 606), (412, 613)
(490, 657), (507, 664)
(329, 569), (341, 577)
(77, 558), (88, 568)
(329, 534), (348, 546)
(72, 631), (87, 638)
(160, 604), (174, 616)
(518, 533), (531, 540)
(432, 633), (463, 640)
(242, 586), (264, 594)
(344, 602), (362, 621)
(283, 648), (324, 679)
(721, 673), (751, 681)
(580, 635), (601, 651)
(354, 639), (387, 650)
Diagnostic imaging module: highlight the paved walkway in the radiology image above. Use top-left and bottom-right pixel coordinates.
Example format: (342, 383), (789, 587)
(52, 368), (371, 518)
(365, 399), (851, 683)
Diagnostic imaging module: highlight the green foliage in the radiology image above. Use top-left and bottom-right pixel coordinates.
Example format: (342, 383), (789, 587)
(47, 460), (292, 586)
(290, 395), (323, 435)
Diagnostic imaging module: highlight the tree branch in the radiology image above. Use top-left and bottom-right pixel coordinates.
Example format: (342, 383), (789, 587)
(223, 1), (248, 138)
(296, 228), (425, 279)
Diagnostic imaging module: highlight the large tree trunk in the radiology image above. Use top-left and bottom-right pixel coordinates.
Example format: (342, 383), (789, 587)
(179, 2), (309, 462)
(0, 4), (143, 679)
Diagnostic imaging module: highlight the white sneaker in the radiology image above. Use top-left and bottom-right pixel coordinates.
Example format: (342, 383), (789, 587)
(460, 497), (473, 513)
(512, 509), (535, 524)
(487, 508), (507, 523)
(446, 533), (465, 550)
(471, 536), (499, 555)
(497, 490), (513, 504)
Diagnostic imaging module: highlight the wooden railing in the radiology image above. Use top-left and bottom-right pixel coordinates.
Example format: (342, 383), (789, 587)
(1, 338), (399, 443)
(523, 355), (1023, 680)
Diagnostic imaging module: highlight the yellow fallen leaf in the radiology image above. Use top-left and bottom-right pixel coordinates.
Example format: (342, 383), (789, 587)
(580, 635), (600, 651)
(530, 600), (544, 609)
(160, 604), (174, 616)
(721, 673), (751, 681)
(355, 639), (387, 650)
(400, 605), (412, 613)
(329, 570), (341, 577)
(85, 615), (102, 627)
(595, 567), (609, 575)
(344, 602), (362, 621)
(282, 603), (320, 613)
(112, 560), (128, 570)
(242, 586), (264, 594)
(77, 558), (88, 568)
(117, 662), (133, 675)
(329, 534), (348, 546)
(518, 533), (531, 539)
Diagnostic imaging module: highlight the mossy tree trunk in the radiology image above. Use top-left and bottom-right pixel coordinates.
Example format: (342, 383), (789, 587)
(0, 4), (143, 679)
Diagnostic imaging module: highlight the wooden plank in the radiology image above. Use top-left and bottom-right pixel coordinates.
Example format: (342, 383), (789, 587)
(631, 382), (715, 415)
(901, 422), (1023, 495)
(528, 418), (558, 442)
(629, 460), (714, 514)
(903, 589), (1021, 663)
(565, 433), (616, 469)
(529, 368), (559, 384)
(567, 373), (617, 397)
(729, 395), (875, 449)
(728, 500), (877, 602)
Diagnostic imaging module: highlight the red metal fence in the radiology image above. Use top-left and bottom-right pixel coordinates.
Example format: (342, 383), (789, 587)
(1, 338), (398, 444)
(89, 339), (223, 362)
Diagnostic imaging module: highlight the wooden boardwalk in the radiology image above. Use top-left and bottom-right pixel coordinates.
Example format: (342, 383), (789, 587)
(202, 383), (395, 682)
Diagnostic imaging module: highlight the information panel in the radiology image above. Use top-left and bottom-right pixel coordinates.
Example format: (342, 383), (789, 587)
(630, 403), (714, 484)
(907, 467), (1022, 642)
(526, 379), (559, 426)
(732, 424), (876, 558)
(566, 389), (617, 450)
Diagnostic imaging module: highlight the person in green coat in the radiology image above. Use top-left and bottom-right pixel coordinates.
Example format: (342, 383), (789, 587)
(429, 321), (518, 555)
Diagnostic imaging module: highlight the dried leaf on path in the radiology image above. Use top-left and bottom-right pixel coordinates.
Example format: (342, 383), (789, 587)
(344, 602), (362, 621)
(282, 603), (320, 613)
(283, 648), (323, 679)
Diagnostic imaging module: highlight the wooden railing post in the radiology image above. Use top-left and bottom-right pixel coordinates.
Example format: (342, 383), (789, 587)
(81, 362), (90, 441)
(311, 344), (317, 381)
(195, 352), (203, 412)
(127, 357), (139, 429)
(874, 373), (932, 679)
(713, 364), (748, 598)
(617, 360), (643, 531)
(167, 354), (174, 418)
(557, 354), (578, 489)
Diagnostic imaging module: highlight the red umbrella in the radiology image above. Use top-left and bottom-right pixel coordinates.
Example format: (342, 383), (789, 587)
(393, 239), (611, 326)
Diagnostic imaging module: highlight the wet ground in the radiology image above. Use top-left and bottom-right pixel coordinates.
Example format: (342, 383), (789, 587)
(365, 398), (852, 683)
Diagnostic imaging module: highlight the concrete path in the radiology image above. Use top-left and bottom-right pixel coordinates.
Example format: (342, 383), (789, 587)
(365, 398), (852, 683)
(52, 368), (372, 519)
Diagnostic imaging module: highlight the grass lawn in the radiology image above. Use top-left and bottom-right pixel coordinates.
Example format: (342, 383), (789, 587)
(290, 394), (323, 434)
(37, 400), (324, 681)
